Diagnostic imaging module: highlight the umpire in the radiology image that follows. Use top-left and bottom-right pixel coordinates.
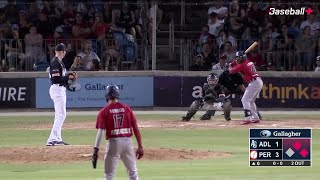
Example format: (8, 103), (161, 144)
(46, 43), (77, 146)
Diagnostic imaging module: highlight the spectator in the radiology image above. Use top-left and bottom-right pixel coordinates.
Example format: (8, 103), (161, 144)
(212, 53), (227, 70)
(208, 0), (228, 19)
(28, 1), (40, 23)
(5, 27), (24, 71)
(134, 0), (145, 39)
(216, 29), (237, 50)
(77, 40), (101, 70)
(227, 17), (244, 40)
(300, 14), (320, 36)
(222, 41), (236, 63)
(288, 17), (301, 38)
(18, 11), (31, 39)
(274, 24), (293, 70)
(229, 0), (240, 18)
(240, 27), (254, 51)
(102, 32), (122, 71)
(195, 25), (214, 55)
(246, 2), (262, 38)
(24, 25), (46, 70)
(259, 29), (273, 67)
(70, 55), (86, 71)
(90, 59), (101, 71)
(62, 3), (76, 26)
(92, 14), (109, 41)
(36, 10), (54, 38)
(189, 54), (208, 71)
(147, 0), (163, 43)
(4, 0), (18, 23)
(63, 42), (77, 70)
(197, 24), (214, 46)
(201, 42), (217, 68)
(315, 57), (320, 72)
(247, 48), (267, 71)
(295, 26), (316, 71)
(72, 13), (91, 39)
(207, 12), (224, 37)
(116, 1), (136, 39)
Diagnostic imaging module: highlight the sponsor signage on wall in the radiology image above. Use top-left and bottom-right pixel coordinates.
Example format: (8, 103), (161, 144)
(0, 78), (35, 108)
(36, 77), (153, 108)
(154, 76), (320, 108)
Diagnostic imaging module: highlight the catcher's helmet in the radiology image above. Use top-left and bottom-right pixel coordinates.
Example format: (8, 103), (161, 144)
(235, 51), (246, 63)
(207, 73), (219, 86)
(105, 85), (120, 100)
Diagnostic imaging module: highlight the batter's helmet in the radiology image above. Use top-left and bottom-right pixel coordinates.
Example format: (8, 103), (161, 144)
(207, 73), (218, 86)
(235, 51), (246, 63)
(105, 85), (120, 100)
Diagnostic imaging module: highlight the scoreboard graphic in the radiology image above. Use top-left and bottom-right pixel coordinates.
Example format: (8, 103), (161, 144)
(249, 128), (312, 166)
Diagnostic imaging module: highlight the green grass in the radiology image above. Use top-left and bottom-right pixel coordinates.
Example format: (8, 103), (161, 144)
(0, 114), (319, 180)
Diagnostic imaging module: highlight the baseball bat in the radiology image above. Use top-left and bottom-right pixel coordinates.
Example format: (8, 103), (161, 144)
(245, 41), (259, 54)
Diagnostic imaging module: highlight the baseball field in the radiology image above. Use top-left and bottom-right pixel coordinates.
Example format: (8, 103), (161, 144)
(0, 111), (319, 180)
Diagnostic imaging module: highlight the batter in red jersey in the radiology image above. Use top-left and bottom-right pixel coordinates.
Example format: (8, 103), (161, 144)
(92, 85), (144, 180)
(229, 51), (263, 125)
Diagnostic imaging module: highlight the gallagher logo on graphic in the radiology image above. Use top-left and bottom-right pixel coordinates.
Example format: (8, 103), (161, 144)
(269, 7), (313, 16)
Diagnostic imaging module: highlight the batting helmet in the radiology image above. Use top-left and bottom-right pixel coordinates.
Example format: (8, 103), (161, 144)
(235, 51), (246, 63)
(105, 85), (120, 100)
(207, 73), (219, 86)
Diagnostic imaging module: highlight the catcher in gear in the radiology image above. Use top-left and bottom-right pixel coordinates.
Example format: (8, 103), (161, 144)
(181, 73), (232, 121)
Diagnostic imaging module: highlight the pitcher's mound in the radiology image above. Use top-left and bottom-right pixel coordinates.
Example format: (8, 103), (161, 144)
(0, 146), (232, 164)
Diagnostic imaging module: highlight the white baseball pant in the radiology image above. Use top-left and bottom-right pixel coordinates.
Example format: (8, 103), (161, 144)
(47, 84), (67, 143)
(241, 77), (263, 120)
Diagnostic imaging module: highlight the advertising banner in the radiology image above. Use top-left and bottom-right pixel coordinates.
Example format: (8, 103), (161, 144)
(36, 77), (153, 108)
(0, 78), (35, 108)
(154, 76), (320, 108)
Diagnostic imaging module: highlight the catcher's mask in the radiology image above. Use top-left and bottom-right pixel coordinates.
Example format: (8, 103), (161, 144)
(235, 51), (245, 64)
(207, 73), (218, 86)
(105, 85), (120, 101)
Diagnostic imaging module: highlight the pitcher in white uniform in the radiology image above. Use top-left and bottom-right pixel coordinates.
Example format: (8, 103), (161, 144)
(46, 43), (77, 146)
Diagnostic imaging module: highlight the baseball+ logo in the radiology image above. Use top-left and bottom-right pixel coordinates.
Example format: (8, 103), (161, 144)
(269, 7), (313, 16)
(260, 130), (272, 137)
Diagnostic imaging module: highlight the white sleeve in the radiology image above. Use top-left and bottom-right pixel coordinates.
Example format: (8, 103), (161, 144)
(94, 129), (104, 148)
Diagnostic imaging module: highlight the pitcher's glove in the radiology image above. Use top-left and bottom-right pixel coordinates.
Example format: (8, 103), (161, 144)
(92, 147), (99, 169)
(68, 72), (78, 82)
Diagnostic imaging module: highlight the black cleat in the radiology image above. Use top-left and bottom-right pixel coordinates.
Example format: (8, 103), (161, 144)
(181, 116), (191, 121)
(55, 141), (70, 146)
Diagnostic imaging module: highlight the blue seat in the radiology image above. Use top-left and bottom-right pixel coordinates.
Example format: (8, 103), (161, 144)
(112, 30), (136, 63)
(33, 61), (50, 71)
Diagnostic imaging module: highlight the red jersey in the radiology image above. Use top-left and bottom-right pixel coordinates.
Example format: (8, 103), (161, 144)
(96, 102), (136, 139)
(229, 59), (260, 83)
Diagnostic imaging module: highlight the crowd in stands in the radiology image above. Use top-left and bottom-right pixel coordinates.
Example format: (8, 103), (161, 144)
(1, 0), (320, 72)
(191, 0), (320, 72)
(0, 0), (163, 72)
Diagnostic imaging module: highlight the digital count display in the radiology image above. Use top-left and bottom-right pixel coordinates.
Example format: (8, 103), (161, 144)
(249, 128), (311, 167)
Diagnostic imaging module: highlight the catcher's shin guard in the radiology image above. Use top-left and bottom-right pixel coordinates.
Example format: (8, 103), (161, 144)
(200, 110), (215, 120)
(181, 110), (197, 121)
(222, 99), (232, 121)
